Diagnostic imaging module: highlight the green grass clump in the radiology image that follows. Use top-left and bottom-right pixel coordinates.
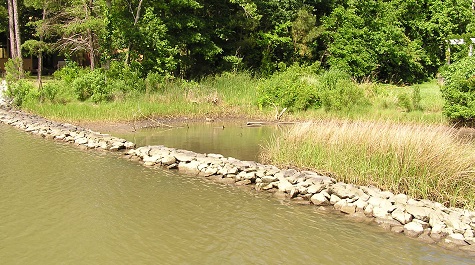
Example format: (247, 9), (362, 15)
(261, 120), (475, 209)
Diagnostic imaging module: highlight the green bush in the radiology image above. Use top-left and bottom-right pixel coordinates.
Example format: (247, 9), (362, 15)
(5, 80), (34, 106)
(441, 57), (475, 125)
(397, 92), (413, 112)
(412, 86), (422, 111)
(317, 68), (367, 111)
(106, 61), (145, 93)
(72, 69), (111, 102)
(257, 64), (319, 111)
(145, 72), (164, 93)
(53, 62), (84, 83)
(4, 58), (24, 84)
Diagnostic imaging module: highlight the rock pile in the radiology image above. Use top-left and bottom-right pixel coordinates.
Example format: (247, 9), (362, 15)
(0, 108), (135, 151)
(127, 144), (475, 253)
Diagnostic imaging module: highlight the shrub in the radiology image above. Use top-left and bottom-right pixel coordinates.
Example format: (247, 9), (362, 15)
(53, 62), (83, 83)
(5, 79), (34, 106)
(412, 85), (422, 111)
(145, 72), (164, 93)
(4, 58), (24, 84)
(317, 68), (367, 111)
(397, 92), (413, 112)
(72, 69), (111, 102)
(257, 64), (319, 111)
(106, 61), (145, 93)
(441, 56), (475, 125)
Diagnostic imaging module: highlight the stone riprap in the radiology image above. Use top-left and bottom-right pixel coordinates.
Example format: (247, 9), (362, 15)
(126, 146), (475, 253)
(2, 105), (475, 254)
(0, 107), (135, 151)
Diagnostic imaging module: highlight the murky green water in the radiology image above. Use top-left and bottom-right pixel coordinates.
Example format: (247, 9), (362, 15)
(1, 123), (474, 264)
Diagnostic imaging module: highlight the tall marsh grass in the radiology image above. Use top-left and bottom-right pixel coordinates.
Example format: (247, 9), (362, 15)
(262, 120), (475, 209)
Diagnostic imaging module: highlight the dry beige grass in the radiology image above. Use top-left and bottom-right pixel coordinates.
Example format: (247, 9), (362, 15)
(262, 120), (475, 208)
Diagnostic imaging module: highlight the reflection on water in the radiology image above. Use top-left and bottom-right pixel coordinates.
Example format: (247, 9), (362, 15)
(113, 122), (280, 162)
(1, 124), (474, 264)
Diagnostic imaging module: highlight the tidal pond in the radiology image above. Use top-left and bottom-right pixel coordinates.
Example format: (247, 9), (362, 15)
(113, 122), (278, 161)
(1, 123), (474, 264)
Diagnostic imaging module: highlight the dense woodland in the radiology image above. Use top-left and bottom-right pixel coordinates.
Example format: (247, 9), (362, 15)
(1, 0), (475, 83)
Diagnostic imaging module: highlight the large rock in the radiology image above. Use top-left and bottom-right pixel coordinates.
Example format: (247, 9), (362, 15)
(330, 183), (358, 199)
(392, 208), (413, 225)
(161, 155), (176, 165)
(173, 152), (197, 162)
(405, 205), (431, 222)
(178, 161), (201, 174)
(277, 179), (294, 193)
(306, 183), (325, 194)
(340, 203), (357, 215)
(404, 221), (424, 237)
(310, 192), (330, 206)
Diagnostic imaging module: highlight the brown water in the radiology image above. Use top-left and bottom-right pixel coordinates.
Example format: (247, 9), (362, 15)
(115, 122), (279, 161)
(1, 123), (474, 264)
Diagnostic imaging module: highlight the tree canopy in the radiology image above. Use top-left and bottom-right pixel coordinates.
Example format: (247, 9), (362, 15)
(3, 0), (475, 83)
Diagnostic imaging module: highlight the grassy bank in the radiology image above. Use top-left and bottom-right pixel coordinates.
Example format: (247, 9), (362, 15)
(261, 120), (475, 209)
(17, 70), (446, 124)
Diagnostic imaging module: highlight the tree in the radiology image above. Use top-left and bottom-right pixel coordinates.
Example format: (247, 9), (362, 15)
(7, 0), (23, 73)
(53, 0), (104, 70)
(23, 0), (53, 87)
(441, 56), (475, 125)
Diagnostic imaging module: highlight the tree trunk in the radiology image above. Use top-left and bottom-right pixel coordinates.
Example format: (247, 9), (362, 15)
(38, 7), (46, 89)
(12, 0), (22, 60)
(125, 0), (144, 65)
(84, 0), (95, 70)
(88, 28), (95, 70)
(12, 0), (23, 74)
(7, 0), (17, 58)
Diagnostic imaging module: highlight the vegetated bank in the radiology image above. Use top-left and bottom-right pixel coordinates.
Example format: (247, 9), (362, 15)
(7, 62), (445, 124)
(261, 120), (475, 209)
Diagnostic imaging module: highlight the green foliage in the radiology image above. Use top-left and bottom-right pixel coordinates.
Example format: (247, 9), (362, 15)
(321, 1), (428, 83)
(5, 80), (34, 107)
(40, 82), (59, 102)
(412, 86), (422, 111)
(53, 62), (84, 83)
(4, 58), (24, 85)
(291, 8), (320, 59)
(441, 56), (475, 125)
(72, 69), (110, 102)
(22, 39), (50, 56)
(258, 65), (369, 112)
(397, 93), (413, 112)
(318, 68), (367, 111)
(145, 72), (171, 93)
(106, 61), (145, 93)
(257, 64), (319, 111)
